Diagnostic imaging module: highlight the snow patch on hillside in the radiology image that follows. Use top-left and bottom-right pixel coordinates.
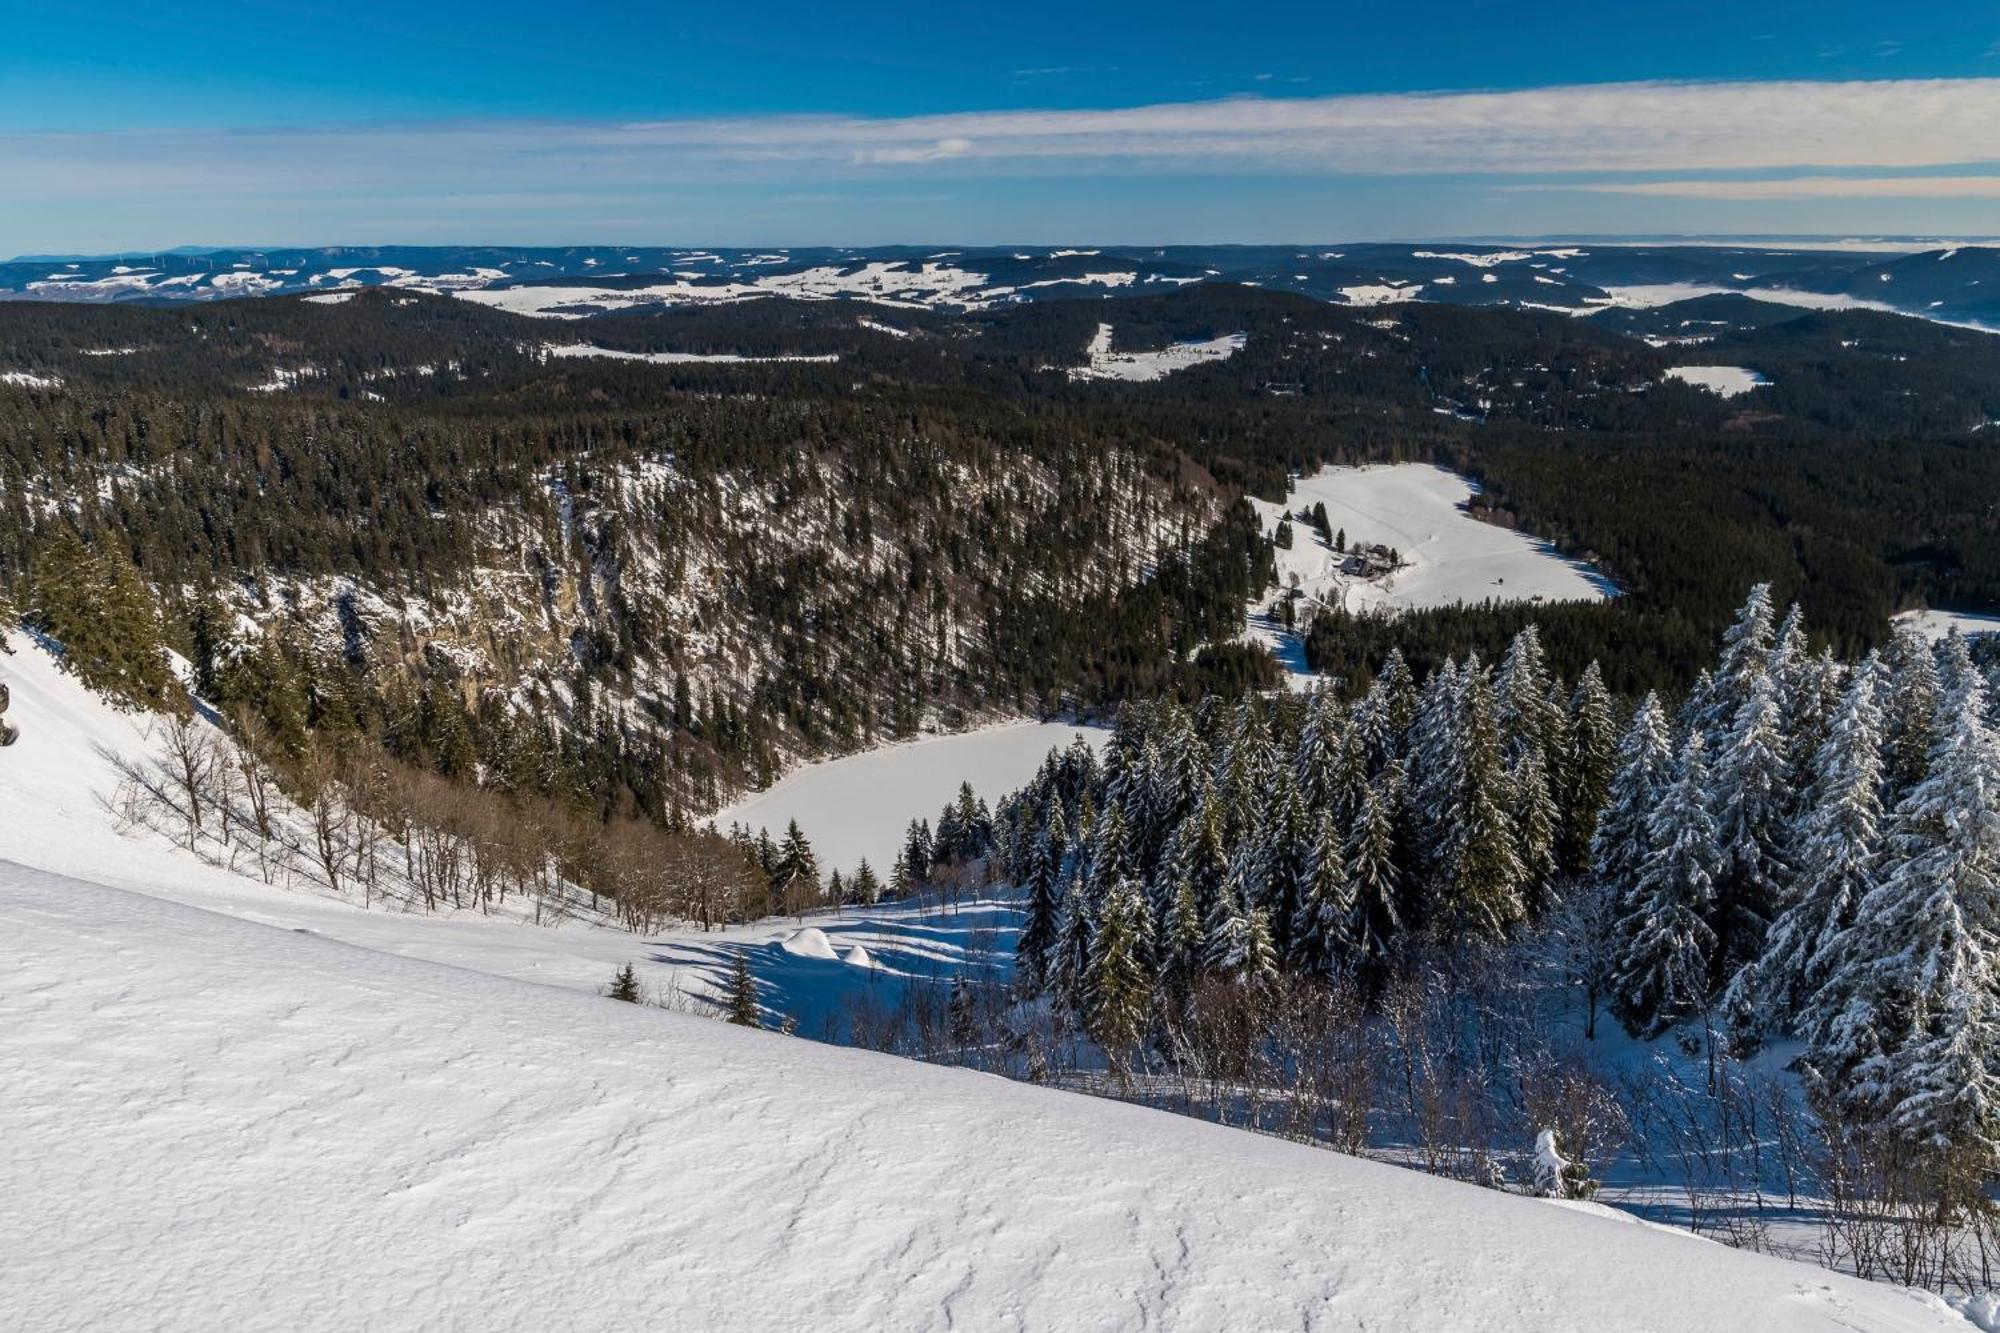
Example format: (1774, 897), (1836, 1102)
(1066, 323), (1246, 382)
(541, 343), (841, 366)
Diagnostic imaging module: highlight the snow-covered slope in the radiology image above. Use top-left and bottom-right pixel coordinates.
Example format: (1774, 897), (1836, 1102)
(1, 863), (1969, 1333)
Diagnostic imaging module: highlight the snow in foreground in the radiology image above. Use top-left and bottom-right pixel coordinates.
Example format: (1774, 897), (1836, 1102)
(714, 721), (1105, 879)
(1665, 364), (1774, 397)
(1, 865), (1970, 1333)
(1244, 464), (1614, 686)
(1067, 322), (1246, 382)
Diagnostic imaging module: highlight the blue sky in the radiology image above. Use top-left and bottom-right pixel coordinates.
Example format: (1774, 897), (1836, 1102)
(4, 1), (1999, 252)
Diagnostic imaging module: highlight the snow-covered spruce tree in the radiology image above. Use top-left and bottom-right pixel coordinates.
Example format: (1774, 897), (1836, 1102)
(774, 819), (822, 917)
(1405, 657), (1464, 887)
(1294, 690), (1340, 813)
(1154, 872), (1205, 1010)
(1880, 625), (1939, 801)
(1709, 666), (1794, 975)
(1016, 804), (1068, 988)
(1051, 866), (1095, 1013)
(1511, 744), (1560, 917)
(1612, 734), (1722, 1038)
(1560, 662), (1617, 875)
(1258, 771), (1310, 960)
(1729, 662), (1883, 1043)
(1086, 878), (1154, 1070)
(1287, 809), (1353, 977)
(1806, 684), (2000, 1199)
(1496, 624), (1566, 771)
(1437, 661), (1526, 938)
(1695, 582), (1776, 748)
(1345, 779), (1404, 979)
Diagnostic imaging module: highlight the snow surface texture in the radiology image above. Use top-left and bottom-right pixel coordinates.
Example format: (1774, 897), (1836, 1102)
(714, 721), (1106, 879)
(1665, 364), (1774, 396)
(1, 865), (1972, 1333)
(1244, 464), (1614, 687)
(1066, 323), (1246, 382)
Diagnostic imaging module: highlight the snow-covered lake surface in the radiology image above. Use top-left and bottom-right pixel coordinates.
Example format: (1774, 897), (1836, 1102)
(714, 721), (1105, 879)
(1665, 364), (1773, 396)
(1067, 322), (1246, 382)
(1896, 608), (2000, 640)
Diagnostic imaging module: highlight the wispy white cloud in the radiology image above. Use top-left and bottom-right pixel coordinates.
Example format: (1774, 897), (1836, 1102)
(7, 77), (2000, 201)
(1547, 174), (2000, 199)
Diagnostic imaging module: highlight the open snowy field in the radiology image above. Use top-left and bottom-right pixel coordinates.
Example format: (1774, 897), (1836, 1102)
(714, 720), (1105, 880)
(1244, 464), (1614, 686)
(1666, 364), (1773, 396)
(1066, 322), (1246, 382)
(2, 862), (1972, 1333)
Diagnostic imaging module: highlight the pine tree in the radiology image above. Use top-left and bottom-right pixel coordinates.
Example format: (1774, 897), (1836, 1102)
(1288, 810), (1353, 976)
(1612, 735), (1721, 1038)
(1698, 583), (1776, 747)
(1439, 661), (1526, 937)
(1710, 667), (1793, 973)
(608, 962), (640, 1003)
(1016, 803), (1068, 987)
(1732, 664), (1884, 1040)
(1512, 744), (1560, 915)
(1561, 663), (1617, 874)
(1592, 692), (1672, 909)
(1880, 626), (1939, 800)
(774, 819), (822, 916)
(1085, 879), (1153, 1069)
(726, 954), (759, 1027)
(1345, 780), (1403, 977)
(1807, 685), (2000, 1190)
(851, 858), (882, 905)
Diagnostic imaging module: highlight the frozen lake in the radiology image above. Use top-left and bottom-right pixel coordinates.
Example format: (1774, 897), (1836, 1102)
(713, 721), (1106, 879)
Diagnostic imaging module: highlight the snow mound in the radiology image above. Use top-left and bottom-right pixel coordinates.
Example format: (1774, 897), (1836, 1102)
(843, 944), (875, 968)
(780, 927), (839, 960)
(0, 866), (1970, 1332)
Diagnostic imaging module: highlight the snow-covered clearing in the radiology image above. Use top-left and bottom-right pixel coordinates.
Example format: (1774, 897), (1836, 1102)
(1895, 608), (2000, 640)
(541, 342), (840, 366)
(1665, 364), (1774, 396)
(0, 370), (63, 389)
(2, 861), (1971, 1332)
(715, 721), (1106, 879)
(1243, 464), (1614, 685)
(1067, 322), (1246, 382)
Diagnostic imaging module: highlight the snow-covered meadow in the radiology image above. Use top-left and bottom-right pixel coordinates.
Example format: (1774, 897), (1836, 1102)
(1066, 322), (1246, 382)
(1243, 463), (1615, 686)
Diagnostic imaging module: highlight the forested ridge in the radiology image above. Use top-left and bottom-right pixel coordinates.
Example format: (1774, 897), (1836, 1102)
(2, 283), (1997, 824)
